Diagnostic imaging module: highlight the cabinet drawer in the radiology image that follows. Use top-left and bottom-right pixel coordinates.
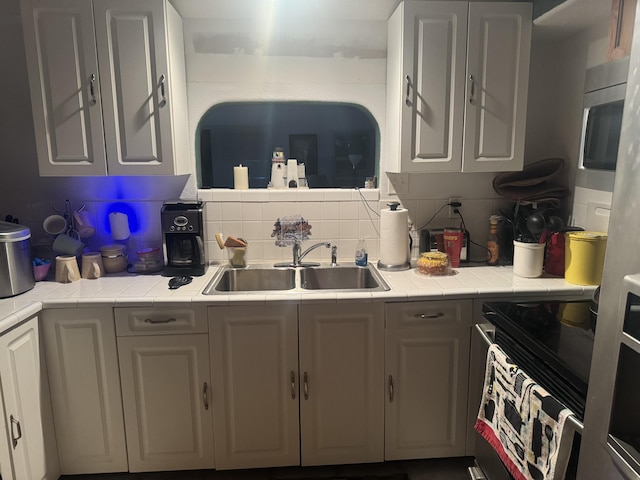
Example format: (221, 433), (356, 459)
(385, 299), (472, 329)
(115, 306), (208, 336)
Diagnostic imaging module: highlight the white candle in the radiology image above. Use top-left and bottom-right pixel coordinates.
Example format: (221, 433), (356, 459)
(234, 164), (249, 190)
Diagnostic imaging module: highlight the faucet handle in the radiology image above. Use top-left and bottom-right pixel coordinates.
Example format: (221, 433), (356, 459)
(331, 245), (338, 266)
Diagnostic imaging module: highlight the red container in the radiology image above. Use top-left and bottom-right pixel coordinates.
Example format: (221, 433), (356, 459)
(444, 228), (463, 268)
(545, 232), (565, 276)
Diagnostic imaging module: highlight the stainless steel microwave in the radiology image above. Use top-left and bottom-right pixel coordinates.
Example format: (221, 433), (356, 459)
(576, 57), (629, 193)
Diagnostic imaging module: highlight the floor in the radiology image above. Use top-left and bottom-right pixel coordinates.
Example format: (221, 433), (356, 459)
(60, 458), (474, 480)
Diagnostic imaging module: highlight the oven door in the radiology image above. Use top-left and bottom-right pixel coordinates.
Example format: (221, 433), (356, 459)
(468, 323), (584, 480)
(468, 323), (513, 480)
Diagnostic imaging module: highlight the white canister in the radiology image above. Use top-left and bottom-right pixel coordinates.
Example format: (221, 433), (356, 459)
(513, 240), (545, 278)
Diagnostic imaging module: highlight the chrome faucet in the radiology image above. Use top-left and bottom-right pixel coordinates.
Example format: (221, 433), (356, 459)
(293, 241), (331, 266)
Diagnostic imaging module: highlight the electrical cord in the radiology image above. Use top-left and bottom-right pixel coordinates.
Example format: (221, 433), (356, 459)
(416, 203), (451, 231)
(356, 187), (380, 236)
(455, 209), (492, 263)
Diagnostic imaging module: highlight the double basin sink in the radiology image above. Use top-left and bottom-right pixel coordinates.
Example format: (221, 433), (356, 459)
(203, 264), (390, 294)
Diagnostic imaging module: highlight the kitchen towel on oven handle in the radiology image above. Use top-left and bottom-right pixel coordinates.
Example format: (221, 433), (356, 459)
(475, 343), (574, 480)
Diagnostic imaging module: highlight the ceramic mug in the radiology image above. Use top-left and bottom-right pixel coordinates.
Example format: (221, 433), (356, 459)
(43, 214), (67, 235)
(81, 252), (103, 279)
(73, 210), (96, 238)
(52, 233), (85, 257)
(55, 255), (81, 283)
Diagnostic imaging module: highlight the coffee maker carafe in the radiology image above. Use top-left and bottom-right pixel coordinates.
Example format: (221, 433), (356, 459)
(162, 201), (205, 276)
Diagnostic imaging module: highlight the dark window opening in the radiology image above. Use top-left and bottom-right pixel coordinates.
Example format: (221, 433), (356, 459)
(197, 102), (379, 189)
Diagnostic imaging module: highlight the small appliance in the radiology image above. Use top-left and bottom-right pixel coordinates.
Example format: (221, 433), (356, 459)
(0, 221), (35, 298)
(161, 201), (205, 277)
(577, 56), (629, 193)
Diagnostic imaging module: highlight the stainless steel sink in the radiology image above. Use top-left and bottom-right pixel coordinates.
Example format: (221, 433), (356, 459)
(202, 264), (390, 294)
(203, 266), (296, 293)
(300, 265), (387, 291)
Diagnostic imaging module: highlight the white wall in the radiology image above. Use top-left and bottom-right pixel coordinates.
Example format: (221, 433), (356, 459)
(524, 19), (612, 228)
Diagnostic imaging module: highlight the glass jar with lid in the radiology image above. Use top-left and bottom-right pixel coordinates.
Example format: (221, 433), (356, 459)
(99, 244), (128, 273)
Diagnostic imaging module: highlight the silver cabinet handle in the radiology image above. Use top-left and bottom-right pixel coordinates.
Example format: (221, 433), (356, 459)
(89, 73), (97, 105)
(290, 371), (296, 399)
(405, 75), (412, 106)
(10, 415), (21, 449)
(158, 74), (167, 108)
(203, 382), (209, 410)
(143, 317), (177, 324)
(388, 375), (394, 403)
(469, 74), (475, 104)
(303, 371), (309, 400)
(414, 312), (444, 319)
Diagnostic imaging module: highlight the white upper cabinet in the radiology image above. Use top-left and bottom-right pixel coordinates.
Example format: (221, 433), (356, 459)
(386, 1), (532, 173)
(20, 0), (190, 176)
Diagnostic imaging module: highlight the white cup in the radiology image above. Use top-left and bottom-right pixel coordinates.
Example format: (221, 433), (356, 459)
(81, 252), (104, 279)
(55, 255), (81, 283)
(52, 233), (85, 257)
(73, 210), (96, 238)
(513, 240), (545, 278)
(43, 214), (67, 235)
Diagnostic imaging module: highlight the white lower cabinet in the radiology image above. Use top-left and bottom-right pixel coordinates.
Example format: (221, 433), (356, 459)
(117, 333), (215, 472)
(208, 303), (384, 470)
(41, 308), (128, 474)
(299, 303), (384, 466)
(209, 304), (300, 470)
(0, 316), (59, 480)
(384, 300), (472, 460)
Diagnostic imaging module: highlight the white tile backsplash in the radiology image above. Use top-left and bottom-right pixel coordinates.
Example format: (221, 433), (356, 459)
(199, 188), (505, 264)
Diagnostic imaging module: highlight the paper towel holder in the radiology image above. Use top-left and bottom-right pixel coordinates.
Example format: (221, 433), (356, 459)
(377, 202), (411, 272)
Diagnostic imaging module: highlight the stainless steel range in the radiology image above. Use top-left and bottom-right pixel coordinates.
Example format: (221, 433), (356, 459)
(469, 300), (595, 480)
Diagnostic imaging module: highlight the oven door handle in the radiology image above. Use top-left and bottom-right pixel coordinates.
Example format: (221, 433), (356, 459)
(474, 322), (495, 348)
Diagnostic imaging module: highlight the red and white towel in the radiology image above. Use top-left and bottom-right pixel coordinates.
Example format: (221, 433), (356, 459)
(475, 344), (573, 480)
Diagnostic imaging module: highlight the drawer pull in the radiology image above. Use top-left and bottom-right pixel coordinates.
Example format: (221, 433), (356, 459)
(388, 375), (394, 403)
(158, 74), (167, 108)
(203, 382), (209, 410)
(414, 312), (444, 319)
(469, 74), (475, 104)
(290, 370), (296, 399)
(303, 371), (309, 400)
(89, 73), (97, 105)
(405, 75), (412, 106)
(10, 415), (21, 449)
(143, 317), (177, 324)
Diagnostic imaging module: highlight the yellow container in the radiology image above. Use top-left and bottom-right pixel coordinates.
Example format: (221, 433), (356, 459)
(564, 231), (607, 285)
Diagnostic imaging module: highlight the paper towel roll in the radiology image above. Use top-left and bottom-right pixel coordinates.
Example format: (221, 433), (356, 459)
(109, 212), (130, 240)
(378, 207), (410, 269)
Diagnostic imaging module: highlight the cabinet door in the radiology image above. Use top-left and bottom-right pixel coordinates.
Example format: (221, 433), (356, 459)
(209, 305), (299, 469)
(41, 308), (127, 474)
(299, 303), (384, 466)
(390, 1), (468, 173)
(20, 0), (108, 176)
(0, 317), (59, 479)
(385, 300), (472, 460)
(462, 2), (532, 172)
(118, 334), (214, 472)
(93, 0), (176, 175)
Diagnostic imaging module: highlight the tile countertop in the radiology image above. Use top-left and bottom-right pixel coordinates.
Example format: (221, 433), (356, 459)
(0, 264), (596, 335)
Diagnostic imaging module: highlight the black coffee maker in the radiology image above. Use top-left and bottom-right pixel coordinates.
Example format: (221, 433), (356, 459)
(161, 201), (205, 276)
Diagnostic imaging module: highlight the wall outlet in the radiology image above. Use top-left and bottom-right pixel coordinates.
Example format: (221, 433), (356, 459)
(388, 173), (410, 195)
(448, 197), (462, 218)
